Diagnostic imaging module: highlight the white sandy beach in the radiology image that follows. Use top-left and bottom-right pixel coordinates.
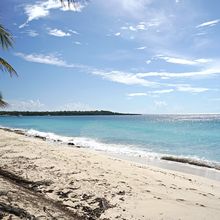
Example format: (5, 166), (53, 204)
(0, 129), (220, 219)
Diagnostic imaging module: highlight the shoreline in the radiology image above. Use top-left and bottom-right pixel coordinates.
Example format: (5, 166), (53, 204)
(102, 151), (220, 182)
(0, 129), (220, 219)
(0, 126), (220, 181)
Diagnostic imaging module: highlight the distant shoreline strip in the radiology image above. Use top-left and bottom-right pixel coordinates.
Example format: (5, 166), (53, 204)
(0, 110), (140, 116)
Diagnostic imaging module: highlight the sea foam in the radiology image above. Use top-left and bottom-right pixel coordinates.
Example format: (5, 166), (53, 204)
(1, 125), (219, 171)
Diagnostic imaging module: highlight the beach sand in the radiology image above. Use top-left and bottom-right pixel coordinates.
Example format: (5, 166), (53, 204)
(0, 129), (220, 219)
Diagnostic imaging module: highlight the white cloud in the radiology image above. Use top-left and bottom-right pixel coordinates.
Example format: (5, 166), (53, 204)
(69, 29), (79, 35)
(154, 100), (167, 107)
(114, 32), (121, 36)
(5, 100), (45, 111)
(74, 41), (81, 45)
(127, 93), (147, 97)
(151, 89), (174, 94)
(136, 66), (220, 79)
(145, 60), (152, 64)
(15, 52), (76, 68)
(48, 28), (71, 37)
(92, 70), (158, 88)
(25, 30), (39, 37)
(121, 26), (128, 30)
(91, 68), (215, 94)
(59, 102), (94, 111)
(177, 86), (209, 93)
(19, 0), (86, 28)
(4, 100), (95, 111)
(195, 58), (213, 63)
(123, 20), (160, 32)
(14, 52), (215, 95)
(127, 87), (207, 97)
(195, 32), (206, 36)
(127, 89), (174, 97)
(196, 19), (220, 28)
(105, 0), (153, 18)
(158, 55), (198, 65)
(91, 68), (214, 95)
(129, 26), (137, 31)
(154, 55), (213, 66)
(136, 46), (146, 50)
(156, 55), (213, 66)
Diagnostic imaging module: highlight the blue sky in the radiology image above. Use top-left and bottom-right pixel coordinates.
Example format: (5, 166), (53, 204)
(0, 0), (220, 113)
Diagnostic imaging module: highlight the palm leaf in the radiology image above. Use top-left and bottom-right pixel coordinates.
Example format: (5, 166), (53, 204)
(0, 57), (17, 76)
(60, 0), (88, 8)
(0, 93), (7, 107)
(0, 24), (13, 50)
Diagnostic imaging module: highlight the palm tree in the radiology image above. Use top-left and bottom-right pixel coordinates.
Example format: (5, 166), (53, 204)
(0, 24), (17, 107)
(0, 1), (87, 107)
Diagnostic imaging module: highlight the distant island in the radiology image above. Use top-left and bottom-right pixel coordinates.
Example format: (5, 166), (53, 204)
(0, 110), (140, 116)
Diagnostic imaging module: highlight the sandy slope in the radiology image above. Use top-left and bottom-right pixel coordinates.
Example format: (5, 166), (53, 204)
(0, 129), (220, 219)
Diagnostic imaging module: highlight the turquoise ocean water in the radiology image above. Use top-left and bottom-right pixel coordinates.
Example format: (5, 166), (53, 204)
(0, 115), (220, 166)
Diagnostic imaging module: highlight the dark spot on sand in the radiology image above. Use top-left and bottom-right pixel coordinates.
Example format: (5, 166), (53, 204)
(82, 193), (93, 200)
(154, 196), (161, 200)
(34, 135), (46, 141)
(187, 188), (197, 191)
(45, 189), (54, 193)
(176, 199), (185, 202)
(117, 191), (125, 195)
(56, 190), (71, 199)
(199, 193), (207, 197)
(207, 193), (214, 197)
(170, 186), (176, 189)
(195, 203), (206, 207)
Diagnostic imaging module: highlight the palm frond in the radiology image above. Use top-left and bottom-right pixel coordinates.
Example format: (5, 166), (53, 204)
(0, 24), (13, 50)
(60, 0), (88, 8)
(0, 93), (7, 107)
(0, 57), (17, 76)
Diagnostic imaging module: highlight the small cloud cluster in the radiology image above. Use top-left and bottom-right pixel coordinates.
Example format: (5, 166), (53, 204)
(15, 52), (74, 68)
(48, 28), (71, 37)
(114, 32), (121, 36)
(126, 86), (207, 98)
(154, 100), (167, 107)
(4, 100), (94, 112)
(5, 100), (45, 111)
(25, 29), (39, 37)
(59, 102), (94, 111)
(74, 41), (81, 45)
(127, 93), (148, 97)
(136, 46), (146, 50)
(196, 19), (220, 28)
(121, 20), (160, 32)
(156, 55), (213, 66)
